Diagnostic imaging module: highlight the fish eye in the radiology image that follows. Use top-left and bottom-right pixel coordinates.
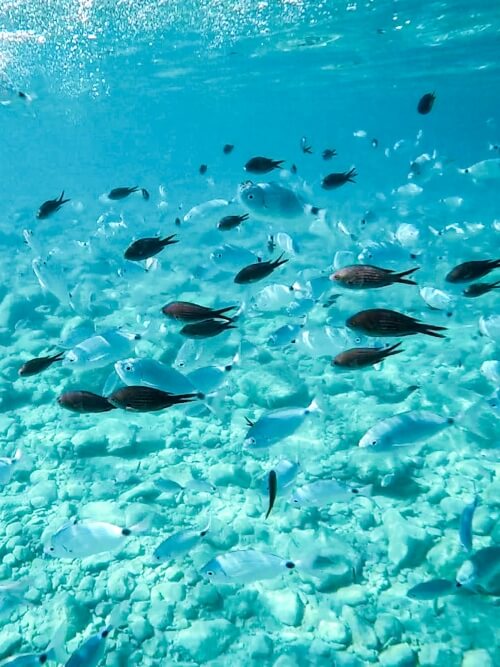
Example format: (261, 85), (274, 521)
(39, 655), (48, 664)
(464, 168), (469, 174)
(292, 498), (299, 504)
(126, 365), (131, 371)
(206, 570), (214, 577)
(355, 337), (361, 344)
(371, 440), (377, 446)
(248, 194), (254, 200)
(351, 488), (359, 494)
(49, 546), (54, 551)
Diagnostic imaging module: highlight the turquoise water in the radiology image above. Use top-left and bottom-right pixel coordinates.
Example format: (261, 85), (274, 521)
(1, 1), (499, 665)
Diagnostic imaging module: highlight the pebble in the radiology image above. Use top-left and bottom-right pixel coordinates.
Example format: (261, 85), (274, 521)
(249, 633), (274, 658)
(129, 615), (154, 643)
(0, 632), (22, 660)
(418, 643), (459, 666)
(264, 590), (304, 626)
(176, 619), (238, 661)
(374, 614), (403, 646)
(462, 649), (494, 667)
(341, 606), (378, 650)
(383, 509), (433, 572)
(317, 619), (351, 645)
(379, 643), (417, 667)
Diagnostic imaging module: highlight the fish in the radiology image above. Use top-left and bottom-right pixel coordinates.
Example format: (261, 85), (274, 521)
(479, 315), (500, 342)
(217, 213), (249, 230)
(455, 546), (500, 594)
(463, 281), (500, 297)
(32, 258), (73, 307)
(254, 283), (296, 312)
(244, 398), (319, 449)
(244, 157), (284, 174)
(36, 191), (70, 219)
(186, 354), (238, 394)
(200, 549), (296, 584)
(107, 386), (198, 411)
(199, 164), (208, 174)
(459, 496), (479, 552)
(114, 358), (196, 395)
(155, 477), (215, 494)
(321, 168), (357, 190)
(153, 517), (210, 562)
(124, 235), (178, 261)
(322, 148), (337, 160)
(108, 186), (145, 200)
(290, 479), (372, 508)
(458, 158), (500, 181)
(45, 518), (141, 558)
(358, 410), (453, 450)
(417, 92), (436, 115)
(183, 199), (230, 223)
(331, 265), (419, 288)
(65, 626), (112, 667)
(162, 301), (237, 322)
(445, 259), (500, 283)
(419, 287), (455, 311)
(180, 319), (236, 339)
(0, 450), (22, 485)
(210, 244), (259, 271)
(346, 309), (447, 338)
(332, 343), (403, 369)
(223, 144), (234, 154)
(265, 470), (278, 520)
(275, 231), (300, 256)
(18, 352), (64, 377)
(238, 181), (324, 223)
(57, 391), (116, 414)
(234, 254), (288, 284)
(267, 323), (304, 348)
(407, 579), (456, 600)
(262, 460), (300, 500)
(300, 137), (312, 154)
(63, 330), (141, 370)
(480, 360), (500, 385)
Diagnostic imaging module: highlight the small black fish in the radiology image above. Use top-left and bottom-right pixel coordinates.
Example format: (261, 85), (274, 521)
(300, 137), (312, 154)
(108, 386), (198, 412)
(174, 217), (181, 226)
(265, 470), (278, 520)
(371, 138), (379, 149)
(244, 157), (284, 174)
(180, 319), (236, 339)
(223, 144), (234, 154)
(346, 309), (447, 339)
(124, 235), (178, 261)
(290, 164), (298, 174)
(321, 168), (357, 190)
(322, 149), (337, 160)
(108, 186), (142, 200)
(217, 214), (249, 231)
(234, 253), (289, 284)
(162, 301), (237, 322)
(199, 164), (208, 175)
(331, 265), (419, 288)
(267, 235), (276, 253)
(446, 259), (500, 283)
(417, 92), (436, 115)
(141, 188), (150, 200)
(19, 351), (64, 377)
(37, 191), (70, 219)
(332, 343), (403, 369)
(58, 391), (116, 413)
(463, 281), (500, 297)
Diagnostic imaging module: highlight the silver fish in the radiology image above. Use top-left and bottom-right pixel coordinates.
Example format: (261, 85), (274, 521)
(291, 479), (372, 508)
(200, 549), (296, 584)
(244, 399), (319, 449)
(153, 517), (210, 562)
(459, 496), (479, 552)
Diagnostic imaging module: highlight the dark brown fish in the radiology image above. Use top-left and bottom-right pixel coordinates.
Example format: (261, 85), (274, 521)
(108, 186), (148, 200)
(322, 149), (337, 160)
(234, 254), (288, 284)
(463, 281), (500, 297)
(180, 319), (236, 339)
(199, 164), (208, 175)
(417, 92), (436, 115)
(217, 214), (249, 231)
(244, 157), (284, 174)
(58, 391), (116, 413)
(265, 470), (278, 520)
(346, 309), (447, 338)
(223, 144), (234, 154)
(446, 259), (500, 283)
(332, 343), (403, 369)
(108, 386), (198, 412)
(19, 352), (64, 377)
(37, 191), (70, 219)
(331, 265), (419, 288)
(161, 301), (237, 322)
(321, 168), (357, 190)
(124, 235), (178, 261)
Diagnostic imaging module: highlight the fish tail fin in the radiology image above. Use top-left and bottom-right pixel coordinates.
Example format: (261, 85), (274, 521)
(347, 167), (357, 182)
(383, 342), (404, 358)
(200, 513), (212, 536)
(160, 234), (179, 247)
(273, 253), (289, 268)
(51, 351), (65, 362)
(213, 305), (238, 321)
(358, 484), (373, 498)
(46, 619), (69, 664)
(274, 160), (285, 169)
(418, 323), (447, 338)
(59, 191), (70, 204)
(129, 514), (153, 534)
(309, 206), (328, 224)
(11, 449), (22, 463)
(492, 259), (500, 268)
(305, 397), (322, 414)
(492, 280), (500, 289)
(395, 267), (419, 285)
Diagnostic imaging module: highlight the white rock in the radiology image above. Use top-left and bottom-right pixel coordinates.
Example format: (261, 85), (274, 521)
(341, 606), (378, 650)
(462, 649), (494, 667)
(176, 619), (237, 661)
(383, 509), (433, 571)
(317, 619), (350, 645)
(264, 590), (304, 626)
(418, 643), (459, 666)
(379, 643), (417, 667)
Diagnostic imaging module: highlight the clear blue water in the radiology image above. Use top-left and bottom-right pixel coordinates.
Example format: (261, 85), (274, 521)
(0, 1), (499, 666)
